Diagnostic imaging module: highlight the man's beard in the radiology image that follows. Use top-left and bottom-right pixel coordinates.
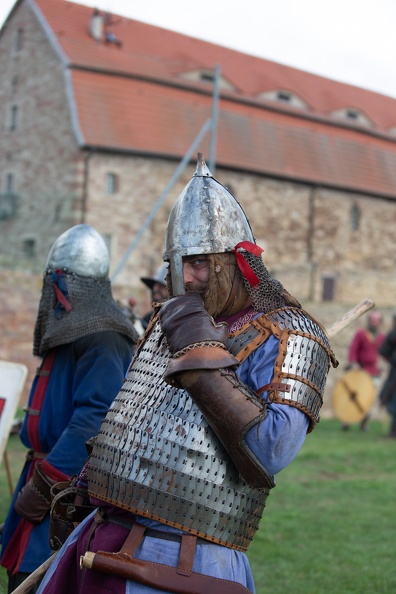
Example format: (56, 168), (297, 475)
(184, 283), (208, 297)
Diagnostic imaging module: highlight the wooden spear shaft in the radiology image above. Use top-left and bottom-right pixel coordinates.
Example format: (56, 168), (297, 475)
(325, 298), (375, 339)
(11, 552), (57, 594)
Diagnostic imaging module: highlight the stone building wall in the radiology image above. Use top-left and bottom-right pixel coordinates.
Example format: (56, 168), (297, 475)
(0, 1), (82, 270)
(78, 152), (396, 310)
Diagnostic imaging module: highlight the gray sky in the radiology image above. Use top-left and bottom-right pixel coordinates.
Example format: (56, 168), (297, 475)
(1, 0), (396, 99)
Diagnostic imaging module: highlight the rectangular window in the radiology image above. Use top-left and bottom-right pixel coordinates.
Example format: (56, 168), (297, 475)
(15, 28), (23, 52)
(200, 72), (214, 83)
(105, 172), (118, 194)
(350, 204), (361, 231)
(346, 110), (358, 120)
(277, 91), (291, 102)
(23, 238), (36, 258)
(10, 105), (18, 131)
(322, 275), (335, 302)
(6, 173), (14, 194)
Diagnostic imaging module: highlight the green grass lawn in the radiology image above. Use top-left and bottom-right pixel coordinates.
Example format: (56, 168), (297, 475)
(0, 418), (395, 593)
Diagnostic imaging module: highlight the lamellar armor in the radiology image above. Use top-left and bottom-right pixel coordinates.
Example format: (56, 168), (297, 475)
(87, 304), (334, 551)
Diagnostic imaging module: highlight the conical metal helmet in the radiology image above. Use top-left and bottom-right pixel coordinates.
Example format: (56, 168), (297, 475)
(164, 153), (255, 294)
(140, 263), (168, 289)
(45, 224), (110, 277)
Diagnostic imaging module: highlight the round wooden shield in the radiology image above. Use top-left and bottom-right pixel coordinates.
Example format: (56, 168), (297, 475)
(332, 369), (376, 423)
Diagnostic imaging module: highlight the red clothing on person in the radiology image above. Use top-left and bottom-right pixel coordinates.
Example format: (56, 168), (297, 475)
(348, 328), (385, 377)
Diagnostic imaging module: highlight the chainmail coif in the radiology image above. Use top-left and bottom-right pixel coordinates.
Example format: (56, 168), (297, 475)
(239, 251), (302, 313)
(33, 272), (139, 356)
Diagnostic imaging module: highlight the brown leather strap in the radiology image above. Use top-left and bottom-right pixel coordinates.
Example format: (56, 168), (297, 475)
(84, 549), (253, 594)
(256, 382), (291, 395)
(120, 521), (147, 557)
(35, 368), (50, 377)
(26, 450), (47, 461)
(177, 534), (196, 576)
(23, 407), (41, 416)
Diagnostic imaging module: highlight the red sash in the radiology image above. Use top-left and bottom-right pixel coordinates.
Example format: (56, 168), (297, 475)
(1, 350), (56, 574)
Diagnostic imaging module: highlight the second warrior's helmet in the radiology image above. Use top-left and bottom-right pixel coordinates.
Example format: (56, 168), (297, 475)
(45, 224), (110, 277)
(34, 224), (138, 356)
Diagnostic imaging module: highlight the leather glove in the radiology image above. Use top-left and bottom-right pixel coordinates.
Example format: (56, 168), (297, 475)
(14, 463), (57, 524)
(159, 292), (239, 384)
(159, 292), (229, 354)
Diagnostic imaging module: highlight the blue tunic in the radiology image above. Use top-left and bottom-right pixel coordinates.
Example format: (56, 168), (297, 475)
(0, 331), (135, 574)
(37, 333), (309, 594)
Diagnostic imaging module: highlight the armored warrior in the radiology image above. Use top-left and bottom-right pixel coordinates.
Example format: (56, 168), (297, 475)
(37, 156), (337, 594)
(140, 263), (169, 328)
(0, 225), (138, 593)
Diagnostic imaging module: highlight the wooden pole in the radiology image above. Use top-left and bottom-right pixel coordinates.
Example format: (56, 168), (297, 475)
(3, 451), (14, 497)
(326, 298), (375, 339)
(11, 553), (58, 594)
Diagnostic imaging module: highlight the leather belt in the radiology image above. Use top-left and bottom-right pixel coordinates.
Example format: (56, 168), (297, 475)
(81, 519), (253, 594)
(103, 512), (214, 546)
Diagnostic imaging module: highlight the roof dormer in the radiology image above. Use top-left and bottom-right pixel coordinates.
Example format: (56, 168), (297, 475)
(330, 107), (372, 127)
(258, 89), (308, 109)
(179, 69), (235, 91)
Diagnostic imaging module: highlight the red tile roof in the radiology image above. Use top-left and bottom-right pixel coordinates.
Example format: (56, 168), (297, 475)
(29, 0), (396, 197)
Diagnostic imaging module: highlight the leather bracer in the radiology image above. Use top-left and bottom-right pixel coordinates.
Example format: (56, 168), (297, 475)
(14, 463), (57, 524)
(173, 365), (274, 490)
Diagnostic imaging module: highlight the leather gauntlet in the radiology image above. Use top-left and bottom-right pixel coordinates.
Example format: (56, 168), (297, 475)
(14, 463), (57, 524)
(178, 367), (274, 489)
(159, 293), (239, 381)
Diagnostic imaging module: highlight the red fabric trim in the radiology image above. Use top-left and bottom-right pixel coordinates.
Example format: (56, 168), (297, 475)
(27, 350), (57, 452)
(53, 282), (72, 312)
(234, 241), (264, 257)
(233, 241), (264, 287)
(40, 460), (69, 482)
(0, 462), (37, 574)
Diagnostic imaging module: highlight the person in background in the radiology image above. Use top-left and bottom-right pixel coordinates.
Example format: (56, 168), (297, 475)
(0, 224), (138, 594)
(342, 310), (385, 431)
(378, 311), (396, 438)
(140, 263), (169, 328)
(36, 154), (337, 594)
(116, 296), (146, 338)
